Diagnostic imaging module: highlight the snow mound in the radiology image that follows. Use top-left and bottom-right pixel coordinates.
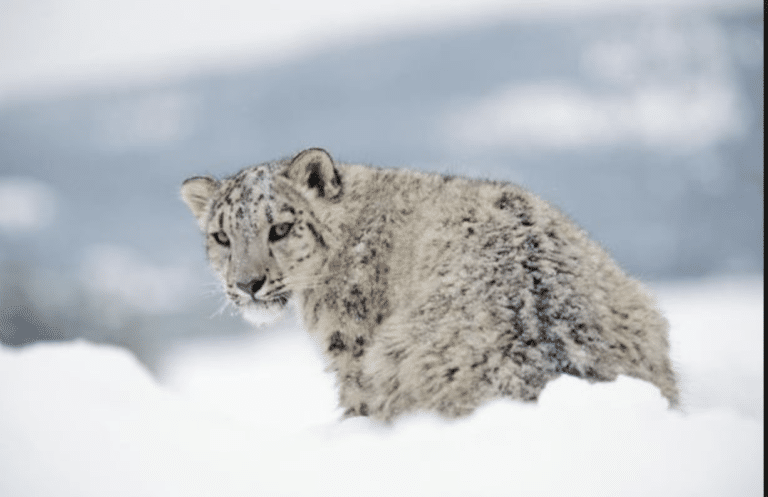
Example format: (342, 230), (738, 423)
(0, 277), (763, 496)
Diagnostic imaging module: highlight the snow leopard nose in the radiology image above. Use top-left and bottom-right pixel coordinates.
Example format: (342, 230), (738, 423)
(237, 276), (266, 298)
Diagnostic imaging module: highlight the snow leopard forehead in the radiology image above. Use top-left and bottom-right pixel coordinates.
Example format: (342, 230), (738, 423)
(209, 161), (284, 234)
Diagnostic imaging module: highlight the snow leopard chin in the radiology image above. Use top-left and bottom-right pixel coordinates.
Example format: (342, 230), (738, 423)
(240, 296), (293, 327)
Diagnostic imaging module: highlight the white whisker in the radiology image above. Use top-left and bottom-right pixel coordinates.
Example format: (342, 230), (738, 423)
(209, 296), (233, 319)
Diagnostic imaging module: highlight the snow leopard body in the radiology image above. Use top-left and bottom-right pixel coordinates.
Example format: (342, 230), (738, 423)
(181, 148), (679, 421)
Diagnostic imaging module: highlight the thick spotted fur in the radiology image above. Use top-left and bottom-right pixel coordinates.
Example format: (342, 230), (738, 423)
(181, 148), (679, 421)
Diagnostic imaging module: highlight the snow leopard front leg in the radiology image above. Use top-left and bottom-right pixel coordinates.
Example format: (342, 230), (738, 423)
(298, 289), (377, 418)
(361, 316), (499, 421)
(324, 328), (376, 418)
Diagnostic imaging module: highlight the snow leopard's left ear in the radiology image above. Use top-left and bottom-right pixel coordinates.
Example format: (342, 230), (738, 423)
(181, 176), (219, 229)
(283, 148), (342, 200)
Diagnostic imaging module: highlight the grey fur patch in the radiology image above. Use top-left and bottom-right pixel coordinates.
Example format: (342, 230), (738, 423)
(328, 331), (346, 353)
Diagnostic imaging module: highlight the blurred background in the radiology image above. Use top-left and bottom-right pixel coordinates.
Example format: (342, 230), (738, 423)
(0, 0), (763, 373)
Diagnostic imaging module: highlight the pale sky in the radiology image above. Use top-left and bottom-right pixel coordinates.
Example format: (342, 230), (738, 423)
(0, 0), (758, 101)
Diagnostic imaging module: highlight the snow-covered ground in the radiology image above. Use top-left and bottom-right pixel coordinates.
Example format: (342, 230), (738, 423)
(0, 276), (762, 496)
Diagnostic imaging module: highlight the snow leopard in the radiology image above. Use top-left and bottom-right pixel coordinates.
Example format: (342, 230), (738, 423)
(181, 148), (679, 421)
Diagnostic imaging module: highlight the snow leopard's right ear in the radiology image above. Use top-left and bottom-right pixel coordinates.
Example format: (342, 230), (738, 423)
(283, 148), (342, 200)
(181, 176), (218, 229)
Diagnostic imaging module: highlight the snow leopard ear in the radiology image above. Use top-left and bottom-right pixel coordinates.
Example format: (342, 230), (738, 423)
(283, 148), (342, 200)
(181, 176), (218, 228)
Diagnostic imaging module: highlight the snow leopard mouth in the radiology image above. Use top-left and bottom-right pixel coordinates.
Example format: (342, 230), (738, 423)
(254, 292), (291, 308)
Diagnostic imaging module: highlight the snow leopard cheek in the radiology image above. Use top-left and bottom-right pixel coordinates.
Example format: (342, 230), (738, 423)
(271, 224), (317, 270)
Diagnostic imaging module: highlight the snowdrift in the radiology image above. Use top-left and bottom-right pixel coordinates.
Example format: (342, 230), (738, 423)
(0, 277), (762, 496)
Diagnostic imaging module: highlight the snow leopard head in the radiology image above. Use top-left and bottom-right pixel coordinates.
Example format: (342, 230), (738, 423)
(181, 148), (342, 314)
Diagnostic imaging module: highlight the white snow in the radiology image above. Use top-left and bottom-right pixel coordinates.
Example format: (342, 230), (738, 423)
(0, 276), (763, 496)
(656, 277), (764, 419)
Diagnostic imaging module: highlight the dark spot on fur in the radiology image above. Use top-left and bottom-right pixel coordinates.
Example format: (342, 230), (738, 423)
(483, 236), (497, 249)
(328, 331), (346, 353)
(611, 308), (630, 320)
(495, 193), (535, 226)
(584, 367), (600, 380)
(480, 371), (493, 385)
(471, 353), (489, 369)
(359, 403), (369, 416)
(387, 348), (406, 362)
(388, 379), (400, 395)
(375, 313), (384, 325)
(446, 367), (460, 381)
(505, 296), (525, 314)
(512, 316), (526, 339)
(525, 234), (540, 251)
(570, 323), (587, 345)
(343, 285), (368, 321)
(511, 351), (527, 365)
(495, 192), (519, 210)
(542, 337), (569, 368)
(306, 222), (326, 248)
(353, 372), (365, 389)
(352, 336), (366, 358)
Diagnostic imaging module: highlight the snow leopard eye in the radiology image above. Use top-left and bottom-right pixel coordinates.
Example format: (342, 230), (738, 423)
(268, 222), (293, 242)
(212, 231), (230, 247)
